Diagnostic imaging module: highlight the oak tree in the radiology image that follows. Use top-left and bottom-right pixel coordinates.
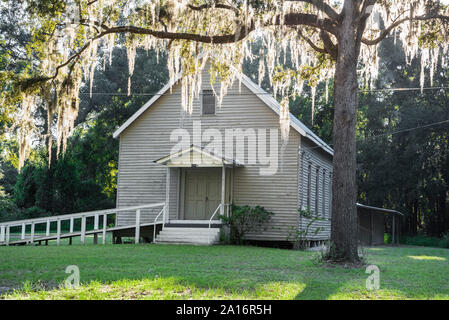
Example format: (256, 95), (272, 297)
(3, 0), (449, 262)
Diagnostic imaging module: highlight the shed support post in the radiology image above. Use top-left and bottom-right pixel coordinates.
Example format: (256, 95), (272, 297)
(392, 215), (395, 245)
(396, 217), (400, 245)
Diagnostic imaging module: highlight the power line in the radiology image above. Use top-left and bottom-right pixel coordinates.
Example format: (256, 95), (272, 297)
(80, 92), (272, 96)
(78, 86), (449, 96)
(363, 119), (449, 139)
(360, 86), (449, 93)
(303, 118), (449, 152)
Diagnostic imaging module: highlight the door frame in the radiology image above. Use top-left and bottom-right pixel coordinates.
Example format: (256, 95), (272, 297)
(179, 167), (225, 220)
(179, 169), (186, 220)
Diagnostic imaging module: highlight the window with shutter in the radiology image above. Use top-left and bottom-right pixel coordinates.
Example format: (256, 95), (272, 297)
(322, 170), (326, 217)
(202, 90), (215, 115)
(315, 167), (320, 214)
(307, 163), (312, 209)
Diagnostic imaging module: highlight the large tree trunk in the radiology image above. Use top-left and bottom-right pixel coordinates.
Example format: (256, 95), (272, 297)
(329, 2), (360, 262)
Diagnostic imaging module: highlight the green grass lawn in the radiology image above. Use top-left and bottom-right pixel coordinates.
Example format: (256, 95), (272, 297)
(1, 243), (449, 300)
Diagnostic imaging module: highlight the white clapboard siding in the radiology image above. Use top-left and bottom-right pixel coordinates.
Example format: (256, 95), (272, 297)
(116, 66), (304, 240)
(116, 65), (334, 242)
(297, 139), (333, 240)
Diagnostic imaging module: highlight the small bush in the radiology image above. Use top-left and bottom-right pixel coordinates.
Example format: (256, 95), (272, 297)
(0, 195), (19, 222)
(441, 233), (449, 249)
(385, 233), (449, 249)
(287, 207), (325, 250)
(219, 204), (274, 245)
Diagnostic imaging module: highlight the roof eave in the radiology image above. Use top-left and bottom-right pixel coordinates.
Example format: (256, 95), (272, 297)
(357, 203), (404, 216)
(112, 73), (182, 139)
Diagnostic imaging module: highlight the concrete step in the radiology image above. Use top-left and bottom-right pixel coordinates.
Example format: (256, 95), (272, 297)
(157, 232), (220, 238)
(155, 227), (220, 245)
(157, 232), (220, 239)
(157, 235), (219, 242)
(160, 227), (220, 232)
(158, 230), (220, 236)
(156, 240), (220, 245)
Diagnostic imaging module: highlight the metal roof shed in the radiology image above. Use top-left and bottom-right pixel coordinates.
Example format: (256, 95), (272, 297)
(357, 203), (404, 246)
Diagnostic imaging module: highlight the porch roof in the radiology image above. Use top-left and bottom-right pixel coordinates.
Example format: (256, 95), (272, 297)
(154, 145), (244, 168)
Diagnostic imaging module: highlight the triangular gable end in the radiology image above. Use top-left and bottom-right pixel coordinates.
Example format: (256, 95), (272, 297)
(112, 69), (333, 156)
(154, 145), (244, 167)
(112, 73), (182, 139)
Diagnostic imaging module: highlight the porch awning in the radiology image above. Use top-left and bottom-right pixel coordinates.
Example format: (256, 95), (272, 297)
(154, 145), (244, 168)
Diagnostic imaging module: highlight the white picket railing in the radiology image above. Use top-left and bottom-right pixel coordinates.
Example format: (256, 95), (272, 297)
(152, 205), (166, 243)
(208, 204), (223, 243)
(0, 203), (165, 246)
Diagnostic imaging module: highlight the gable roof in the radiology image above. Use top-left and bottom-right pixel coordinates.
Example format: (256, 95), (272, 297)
(154, 144), (244, 167)
(112, 70), (333, 156)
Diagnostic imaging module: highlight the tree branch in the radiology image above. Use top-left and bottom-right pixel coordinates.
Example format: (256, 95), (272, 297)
(297, 29), (327, 54)
(187, 2), (238, 14)
(356, 0), (376, 52)
(320, 30), (338, 60)
(26, 8), (341, 89)
(362, 13), (449, 46)
(109, 24), (254, 44)
(287, 0), (341, 22)
(23, 22), (255, 88)
(279, 12), (338, 35)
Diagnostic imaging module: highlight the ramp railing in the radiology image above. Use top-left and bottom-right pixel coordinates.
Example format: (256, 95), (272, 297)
(0, 202), (165, 246)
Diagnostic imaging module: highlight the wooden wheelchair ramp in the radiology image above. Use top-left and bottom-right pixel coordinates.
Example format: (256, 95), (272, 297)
(0, 203), (165, 246)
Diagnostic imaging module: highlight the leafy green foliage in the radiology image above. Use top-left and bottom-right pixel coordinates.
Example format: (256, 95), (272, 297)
(287, 207), (326, 250)
(384, 233), (449, 249)
(0, 47), (168, 222)
(7, 156), (113, 222)
(357, 35), (449, 238)
(220, 204), (274, 245)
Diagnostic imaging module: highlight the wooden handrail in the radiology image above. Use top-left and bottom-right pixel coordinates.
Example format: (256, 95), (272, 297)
(0, 202), (165, 246)
(208, 204), (222, 243)
(0, 203), (165, 227)
(152, 206), (165, 243)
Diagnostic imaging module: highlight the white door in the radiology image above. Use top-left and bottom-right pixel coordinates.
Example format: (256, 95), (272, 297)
(184, 169), (221, 220)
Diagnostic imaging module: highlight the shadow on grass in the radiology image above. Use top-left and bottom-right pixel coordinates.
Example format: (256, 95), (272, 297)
(294, 280), (341, 300)
(2, 244), (449, 299)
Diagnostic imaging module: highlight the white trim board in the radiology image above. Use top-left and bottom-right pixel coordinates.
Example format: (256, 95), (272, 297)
(154, 144), (244, 167)
(112, 73), (182, 139)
